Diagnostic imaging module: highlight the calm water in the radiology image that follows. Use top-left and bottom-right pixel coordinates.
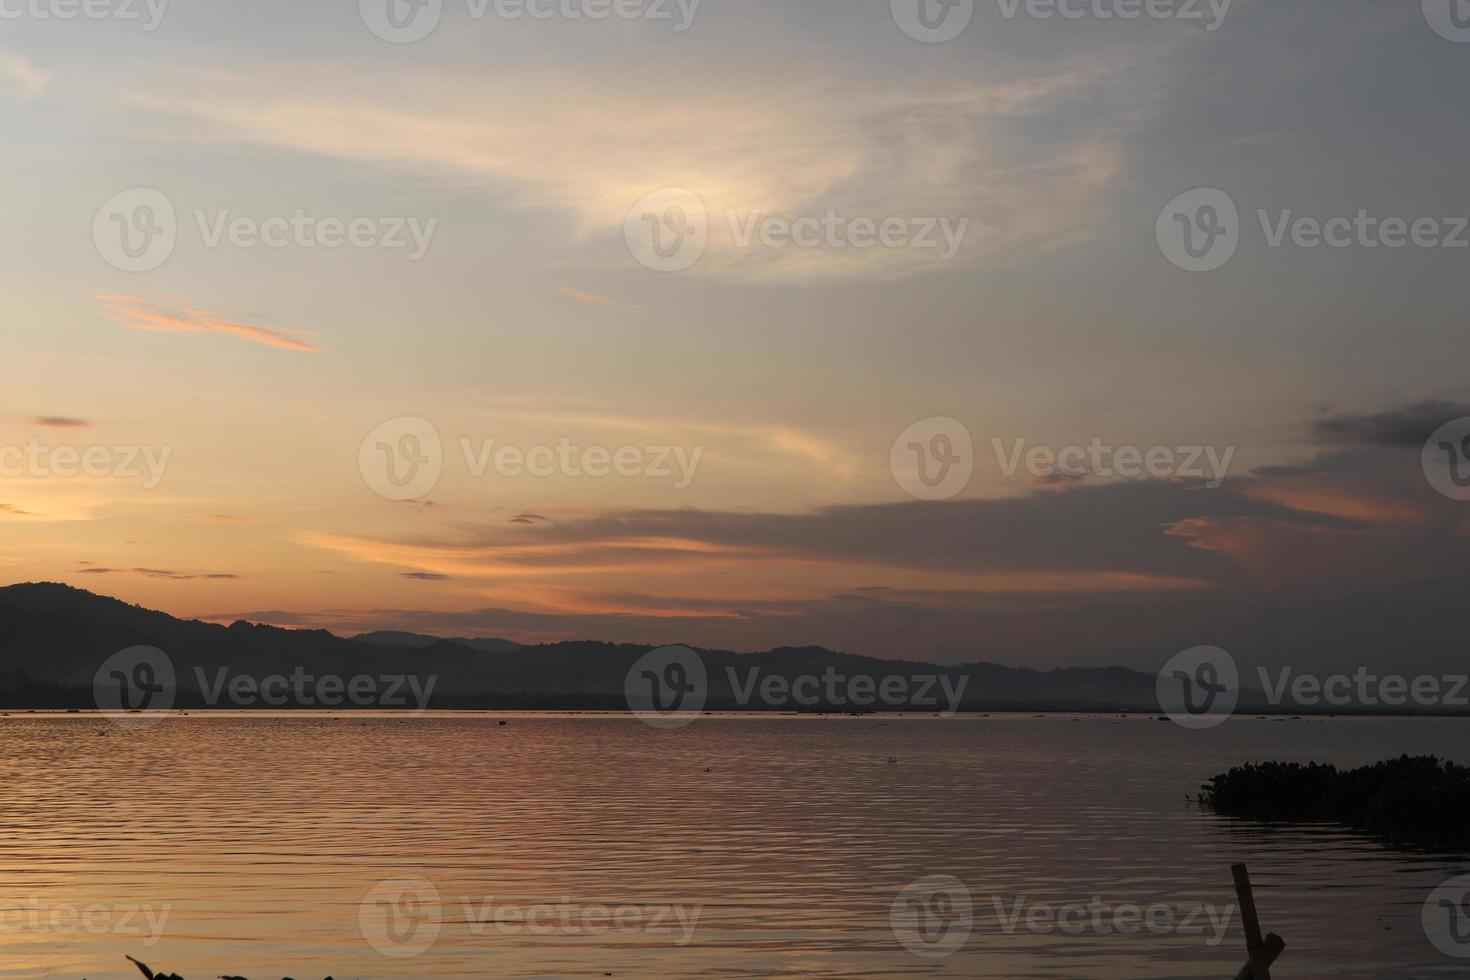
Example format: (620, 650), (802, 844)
(1, 713), (1466, 978)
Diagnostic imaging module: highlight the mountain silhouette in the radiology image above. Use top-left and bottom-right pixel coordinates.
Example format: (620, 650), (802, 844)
(352, 629), (521, 653)
(0, 582), (1248, 712)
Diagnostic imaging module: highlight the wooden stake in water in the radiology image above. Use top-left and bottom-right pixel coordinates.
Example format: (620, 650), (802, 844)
(1231, 863), (1285, 980)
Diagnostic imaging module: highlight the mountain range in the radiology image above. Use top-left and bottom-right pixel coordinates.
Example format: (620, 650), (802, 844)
(0, 581), (1381, 714)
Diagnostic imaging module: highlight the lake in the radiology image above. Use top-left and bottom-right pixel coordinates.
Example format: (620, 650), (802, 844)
(1, 713), (1466, 978)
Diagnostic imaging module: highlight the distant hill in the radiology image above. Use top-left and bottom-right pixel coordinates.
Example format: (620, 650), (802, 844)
(352, 630), (521, 653)
(0, 582), (1274, 713)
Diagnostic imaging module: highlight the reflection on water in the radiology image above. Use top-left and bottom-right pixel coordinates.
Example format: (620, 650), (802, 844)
(0, 713), (1467, 978)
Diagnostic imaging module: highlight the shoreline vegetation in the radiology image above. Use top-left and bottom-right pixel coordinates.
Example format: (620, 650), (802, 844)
(1199, 755), (1470, 851)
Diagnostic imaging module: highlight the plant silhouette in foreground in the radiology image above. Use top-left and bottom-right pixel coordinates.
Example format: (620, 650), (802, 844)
(124, 954), (337, 980)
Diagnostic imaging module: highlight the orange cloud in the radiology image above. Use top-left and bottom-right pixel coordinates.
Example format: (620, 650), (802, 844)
(560, 287), (643, 310)
(96, 293), (324, 353)
(1242, 482), (1424, 526)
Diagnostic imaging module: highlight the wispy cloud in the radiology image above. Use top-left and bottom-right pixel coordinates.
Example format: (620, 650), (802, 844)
(454, 397), (860, 483)
(1, 54), (49, 100)
(117, 60), (1151, 281)
(560, 287), (643, 310)
(28, 416), (92, 428)
(95, 293), (324, 353)
(76, 565), (240, 581)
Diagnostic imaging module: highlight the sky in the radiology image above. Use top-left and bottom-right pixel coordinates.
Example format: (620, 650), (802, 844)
(2, 0), (1468, 673)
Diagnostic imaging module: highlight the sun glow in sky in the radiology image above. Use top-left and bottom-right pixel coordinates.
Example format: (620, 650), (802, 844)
(2, 0), (1469, 670)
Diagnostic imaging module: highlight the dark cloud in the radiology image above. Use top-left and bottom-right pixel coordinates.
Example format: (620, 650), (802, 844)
(283, 405), (1470, 671)
(76, 567), (240, 581)
(401, 572), (450, 581)
(29, 416), (91, 428)
(1312, 400), (1470, 448)
(366, 480), (1341, 584)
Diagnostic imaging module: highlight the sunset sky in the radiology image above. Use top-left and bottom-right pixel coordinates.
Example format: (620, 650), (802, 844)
(3, 0), (1468, 672)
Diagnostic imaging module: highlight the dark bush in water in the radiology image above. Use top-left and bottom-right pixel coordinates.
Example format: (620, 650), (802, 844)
(1199, 755), (1470, 850)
